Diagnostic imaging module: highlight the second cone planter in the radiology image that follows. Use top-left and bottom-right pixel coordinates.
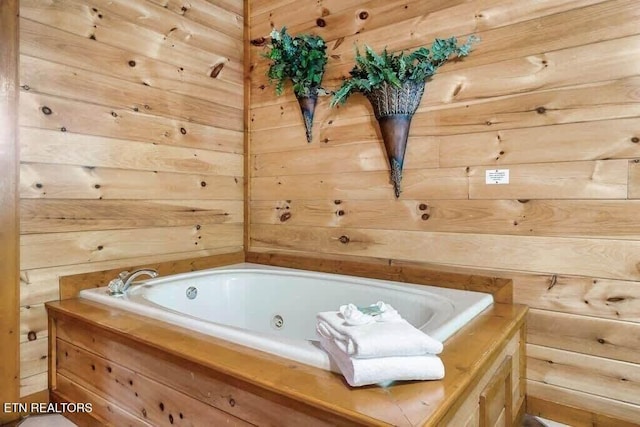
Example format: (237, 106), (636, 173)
(365, 80), (425, 198)
(297, 94), (318, 143)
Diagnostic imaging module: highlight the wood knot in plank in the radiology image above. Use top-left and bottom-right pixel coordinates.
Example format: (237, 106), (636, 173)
(250, 37), (266, 46)
(339, 235), (350, 244)
(358, 11), (369, 20)
(279, 212), (292, 222)
(452, 82), (463, 97)
(210, 63), (225, 78)
(316, 18), (326, 27)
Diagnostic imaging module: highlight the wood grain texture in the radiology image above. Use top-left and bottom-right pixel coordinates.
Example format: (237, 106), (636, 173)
(20, 304), (47, 344)
(251, 224), (640, 281)
(147, 0), (243, 39)
(0, 0), (20, 420)
(246, 251), (513, 303)
(251, 76), (640, 136)
(243, 0), (252, 252)
(47, 297), (526, 426)
(21, 199), (243, 234)
(21, 55), (243, 131)
(20, 92), (243, 154)
(20, 164), (243, 200)
(21, 224), (243, 270)
(527, 309), (640, 364)
(57, 340), (252, 426)
(629, 160), (640, 199)
(249, 0), (640, 421)
(20, 338), (47, 379)
(251, 199), (640, 240)
(59, 250), (244, 300)
(252, 25), (640, 110)
(527, 343), (640, 406)
(438, 118), (640, 168)
(252, 138), (439, 176)
(20, 0), (243, 85)
(83, 0), (243, 60)
(20, 18), (243, 110)
(527, 395), (640, 427)
(20, 247), (243, 307)
(252, 168), (469, 201)
(527, 381), (640, 425)
(20, 128), (243, 176)
(18, 0), (245, 397)
(20, 372), (47, 399)
(468, 160), (628, 200)
(514, 275), (640, 323)
(54, 375), (153, 426)
(56, 334), (330, 426)
(275, 0), (638, 90)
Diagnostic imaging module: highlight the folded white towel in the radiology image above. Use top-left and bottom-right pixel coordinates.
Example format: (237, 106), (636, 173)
(339, 303), (374, 325)
(338, 302), (403, 324)
(317, 310), (443, 358)
(320, 337), (445, 387)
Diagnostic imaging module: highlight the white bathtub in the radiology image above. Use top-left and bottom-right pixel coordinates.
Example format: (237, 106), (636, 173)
(79, 263), (493, 371)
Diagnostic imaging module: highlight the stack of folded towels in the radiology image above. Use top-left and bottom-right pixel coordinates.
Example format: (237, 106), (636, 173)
(316, 301), (444, 387)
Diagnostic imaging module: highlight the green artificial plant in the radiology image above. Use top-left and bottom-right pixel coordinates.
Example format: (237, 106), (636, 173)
(330, 35), (478, 106)
(265, 27), (328, 98)
(264, 27), (328, 142)
(330, 35), (478, 198)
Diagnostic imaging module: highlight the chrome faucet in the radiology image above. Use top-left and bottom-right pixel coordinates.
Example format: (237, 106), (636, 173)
(107, 268), (158, 296)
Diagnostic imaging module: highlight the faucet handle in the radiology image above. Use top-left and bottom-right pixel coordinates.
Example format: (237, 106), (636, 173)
(107, 269), (158, 295)
(107, 276), (125, 295)
(107, 270), (133, 295)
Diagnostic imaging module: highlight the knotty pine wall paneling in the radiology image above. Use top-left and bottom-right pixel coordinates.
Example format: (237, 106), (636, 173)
(248, 0), (640, 424)
(19, 0), (244, 397)
(0, 0), (20, 422)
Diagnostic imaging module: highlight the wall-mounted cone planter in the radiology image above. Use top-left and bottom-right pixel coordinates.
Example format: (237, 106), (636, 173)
(296, 94), (318, 143)
(365, 80), (426, 198)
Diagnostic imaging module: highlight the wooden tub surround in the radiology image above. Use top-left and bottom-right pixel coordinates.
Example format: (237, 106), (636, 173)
(46, 275), (526, 426)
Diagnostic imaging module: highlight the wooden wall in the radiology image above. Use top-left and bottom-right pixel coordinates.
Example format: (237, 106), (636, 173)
(248, 0), (640, 423)
(1, 0), (20, 421)
(18, 0), (244, 397)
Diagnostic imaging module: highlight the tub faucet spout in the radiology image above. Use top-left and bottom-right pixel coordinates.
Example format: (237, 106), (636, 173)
(107, 268), (158, 296)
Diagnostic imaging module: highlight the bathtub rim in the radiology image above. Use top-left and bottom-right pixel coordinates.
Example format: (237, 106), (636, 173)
(79, 262), (495, 371)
